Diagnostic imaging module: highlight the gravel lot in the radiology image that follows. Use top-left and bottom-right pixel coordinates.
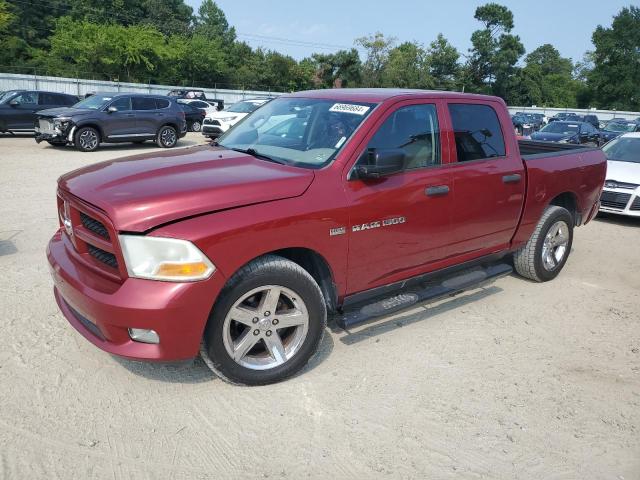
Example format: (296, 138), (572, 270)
(1, 133), (639, 479)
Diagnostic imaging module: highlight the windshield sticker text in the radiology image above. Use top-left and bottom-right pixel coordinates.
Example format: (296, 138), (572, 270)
(329, 103), (370, 116)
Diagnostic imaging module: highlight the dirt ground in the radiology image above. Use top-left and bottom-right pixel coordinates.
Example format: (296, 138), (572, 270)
(0, 132), (638, 480)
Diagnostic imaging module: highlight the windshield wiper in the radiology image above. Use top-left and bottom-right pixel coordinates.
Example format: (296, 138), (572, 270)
(227, 147), (286, 165)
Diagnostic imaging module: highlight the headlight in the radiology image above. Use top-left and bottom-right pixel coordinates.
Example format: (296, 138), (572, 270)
(558, 139), (569, 143)
(119, 235), (215, 282)
(220, 116), (238, 122)
(53, 117), (71, 131)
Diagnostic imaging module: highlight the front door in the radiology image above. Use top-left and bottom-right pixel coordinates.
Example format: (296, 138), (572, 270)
(103, 96), (136, 138)
(8, 91), (39, 129)
(344, 100), (453, 294)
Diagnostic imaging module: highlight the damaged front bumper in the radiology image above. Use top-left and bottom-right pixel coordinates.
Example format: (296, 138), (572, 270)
(34, 118), (76, 145)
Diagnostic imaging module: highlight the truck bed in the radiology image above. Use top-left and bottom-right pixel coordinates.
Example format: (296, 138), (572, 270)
(518, 140), (596, 159)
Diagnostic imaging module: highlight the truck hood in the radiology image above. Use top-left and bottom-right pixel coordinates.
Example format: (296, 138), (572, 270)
(58, 145), (314, 232)
(605, 160), (640, 185)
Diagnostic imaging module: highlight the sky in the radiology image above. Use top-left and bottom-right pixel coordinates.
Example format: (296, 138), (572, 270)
(185, 0), (638, 63)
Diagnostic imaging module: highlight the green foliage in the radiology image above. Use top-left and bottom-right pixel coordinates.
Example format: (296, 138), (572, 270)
(0, 0), (636, 109)
(587, 6), (640, 110)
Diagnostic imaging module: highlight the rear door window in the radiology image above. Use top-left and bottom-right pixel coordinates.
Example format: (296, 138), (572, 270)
(448, 104), (506, 161)
(132, 97), (157, 110)
(39, 93), (59, 105)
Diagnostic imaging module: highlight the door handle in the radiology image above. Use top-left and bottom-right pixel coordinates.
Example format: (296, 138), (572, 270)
(502, 174), (522, 184)
(425, 185), (450, 197)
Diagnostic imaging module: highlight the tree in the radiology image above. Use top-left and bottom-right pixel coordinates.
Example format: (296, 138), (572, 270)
(310, 49), (362, 88)
(0, 0), (12, 33)
(427, 34), (460, 90)
(356, 32), (396, 87)
(587, 6), (640, 110)
(194, 0), (236, 44)
(381, 42), (432, 88)
(465, 3), (524, 97)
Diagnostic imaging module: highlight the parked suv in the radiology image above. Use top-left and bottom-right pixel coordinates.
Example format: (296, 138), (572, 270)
(0, 90), (78, 133)
(34, 93), (187, 151)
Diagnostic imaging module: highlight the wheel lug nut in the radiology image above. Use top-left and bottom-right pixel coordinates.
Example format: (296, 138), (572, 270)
(252, 317), (259, 324)
(253, 329), (260, 336)
(265, 330), (272, 337)
(264, 311), (271, 316)
(272, 319), (279, 325)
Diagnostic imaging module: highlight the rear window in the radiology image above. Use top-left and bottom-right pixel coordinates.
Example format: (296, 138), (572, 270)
(132, 97), (157, 110)
(156, 98), (170, 109)
(448, 104), (506, 161)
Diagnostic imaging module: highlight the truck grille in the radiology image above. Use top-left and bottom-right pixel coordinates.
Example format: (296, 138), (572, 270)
(58, 191), (123, 280)
(80, 212), (110, 240)
(600, 191), (631, 210)
(87, 244), (119, 269)
(204, 118), (221, 126)
(631, 197), (640, 211)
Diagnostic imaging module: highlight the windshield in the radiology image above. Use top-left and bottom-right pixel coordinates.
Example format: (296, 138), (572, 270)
(604, 122), (636, 133)
(0, 90), (18, 104)
(602, 137), (640, 163)
(218, 97), (376, 169)
(227, 101), (266, 113)
(73, 94), (115, 110)
(540, 122), (580, 135)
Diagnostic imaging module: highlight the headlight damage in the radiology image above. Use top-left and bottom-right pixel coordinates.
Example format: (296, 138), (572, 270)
(119, 235), (215, 282)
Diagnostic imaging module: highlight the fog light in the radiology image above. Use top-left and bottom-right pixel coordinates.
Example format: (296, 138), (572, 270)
(128, 328), (160, 344)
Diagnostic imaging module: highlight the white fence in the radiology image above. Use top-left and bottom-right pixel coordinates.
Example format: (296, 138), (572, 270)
(0, 72), (283, 105)
(507, 106), (640, 122)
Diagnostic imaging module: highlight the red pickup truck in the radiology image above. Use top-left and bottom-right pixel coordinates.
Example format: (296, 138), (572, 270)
(48, 89), (606, 385)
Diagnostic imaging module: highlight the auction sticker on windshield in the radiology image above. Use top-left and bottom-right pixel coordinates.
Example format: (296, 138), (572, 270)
(329, 103), (370, 115)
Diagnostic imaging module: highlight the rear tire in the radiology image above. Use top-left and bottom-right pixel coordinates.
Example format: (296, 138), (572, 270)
(201, 255), (327, 385)
(74, 127), (100, 152)
(156, 125), (178, 148)
(513, 206), (573, 282)
(190, 121), (201, 132)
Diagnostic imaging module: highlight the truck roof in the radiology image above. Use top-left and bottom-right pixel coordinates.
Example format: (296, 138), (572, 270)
(285, 88), (502, 103)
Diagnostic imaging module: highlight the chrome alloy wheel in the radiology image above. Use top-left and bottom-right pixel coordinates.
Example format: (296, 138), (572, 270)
(160, 127), (177, 146)
(222, 285), (309, 370)
(79, 130), (98, 150)
(191, 121), (201, 132)
(541, 220), (569, 271)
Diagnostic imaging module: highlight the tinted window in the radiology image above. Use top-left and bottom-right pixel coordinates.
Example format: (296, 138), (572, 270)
(62, 95), (77, 106)
(110, 97), (131, 111)
(155, 98), (170, 109)
(366, 104), (440, 169)
(449, 104), (506, 161)
(12, 92), (38, 105)
(39, 93), (60, 105)
(132, 97), (157, 110)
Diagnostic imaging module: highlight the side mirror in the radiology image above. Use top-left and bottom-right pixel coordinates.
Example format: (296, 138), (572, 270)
(107, 106), (118, 113)
(354, 148), (406, 180)
(8, 99), (18, 107)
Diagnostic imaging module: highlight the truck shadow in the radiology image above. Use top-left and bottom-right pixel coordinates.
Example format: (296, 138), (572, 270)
(333, 286), (502, 346)
(112, 333), (335, 384)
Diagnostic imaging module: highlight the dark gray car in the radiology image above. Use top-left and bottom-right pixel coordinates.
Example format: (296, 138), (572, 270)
(34, 92), (187, 152)
(0, 90), (78, 132)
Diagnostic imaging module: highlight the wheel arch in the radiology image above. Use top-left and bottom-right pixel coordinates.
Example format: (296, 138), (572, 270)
(548, 192), (579, 225)
(74, 122), (104, 141)
(219, 248), (339, 314)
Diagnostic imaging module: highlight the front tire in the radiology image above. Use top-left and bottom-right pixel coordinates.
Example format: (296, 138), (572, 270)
(74, 127), (100, 152)
(190, 120), (201, 132)
(513, 206), (573, 282)
(201, 255), (327, 385)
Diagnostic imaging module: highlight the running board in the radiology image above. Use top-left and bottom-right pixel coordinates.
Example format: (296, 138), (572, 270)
(336, 263), (512, 329)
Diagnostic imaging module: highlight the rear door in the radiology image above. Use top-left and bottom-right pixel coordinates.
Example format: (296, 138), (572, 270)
(444, 102), (525, 259)
(344, 100), (454, 294)
(131, 96), (159, 135)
